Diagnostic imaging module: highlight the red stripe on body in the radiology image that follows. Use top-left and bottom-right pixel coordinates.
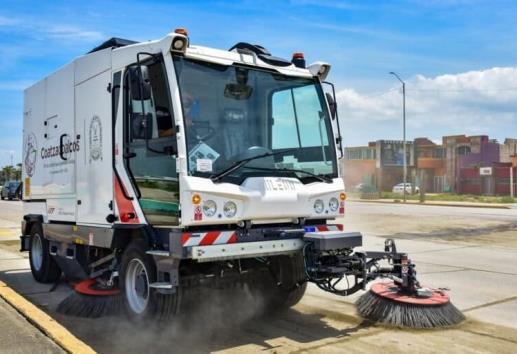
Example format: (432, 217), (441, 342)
(114, 176), (139, 224)
(199, 231), (221, 246)
(181, 233), (191, 245)
(227, 233), (237, 244)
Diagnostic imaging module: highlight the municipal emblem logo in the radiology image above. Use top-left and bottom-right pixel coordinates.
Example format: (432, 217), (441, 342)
(24, 133), (37, 177)
(89, 115), (102, 162)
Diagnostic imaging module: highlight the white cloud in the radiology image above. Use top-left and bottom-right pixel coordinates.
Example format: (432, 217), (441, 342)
(0, 15), (103, 43)
(43, 25), (104, 42)
(0, 16), (19, 26)
(337, 67), (517, 145)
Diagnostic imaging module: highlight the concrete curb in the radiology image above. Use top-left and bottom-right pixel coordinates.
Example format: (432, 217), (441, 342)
(348, 199), (514, 209)
(0, 280), (95, 354)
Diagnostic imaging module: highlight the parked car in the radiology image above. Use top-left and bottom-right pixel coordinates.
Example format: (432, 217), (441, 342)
(392, 183), (420, 194)
(352, 183), (377, 193)
(1, 181), (21, 200)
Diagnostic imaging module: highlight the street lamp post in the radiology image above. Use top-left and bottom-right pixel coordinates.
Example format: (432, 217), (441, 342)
(390, 72), (407, 203)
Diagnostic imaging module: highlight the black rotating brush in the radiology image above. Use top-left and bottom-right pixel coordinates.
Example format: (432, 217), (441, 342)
(57, 278), (123, 318)
(356, 281), (465, 328)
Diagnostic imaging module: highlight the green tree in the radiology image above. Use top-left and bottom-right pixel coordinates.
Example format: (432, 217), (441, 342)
(1, 165), (15, 183)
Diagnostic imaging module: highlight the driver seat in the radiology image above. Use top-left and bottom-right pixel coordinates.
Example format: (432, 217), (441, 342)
(221, 109), (248, 157)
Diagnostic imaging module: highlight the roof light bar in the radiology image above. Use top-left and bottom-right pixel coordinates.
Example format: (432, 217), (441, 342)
(291, 52), (306, 68)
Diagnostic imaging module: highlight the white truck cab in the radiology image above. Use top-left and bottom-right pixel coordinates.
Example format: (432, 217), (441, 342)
(20, 30), (365, 319)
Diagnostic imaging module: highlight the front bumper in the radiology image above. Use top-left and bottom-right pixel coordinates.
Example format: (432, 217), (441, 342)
(166, 224), (345, 261)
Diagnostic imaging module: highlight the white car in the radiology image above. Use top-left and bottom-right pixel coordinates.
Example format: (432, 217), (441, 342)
(392, 183), (419, 194)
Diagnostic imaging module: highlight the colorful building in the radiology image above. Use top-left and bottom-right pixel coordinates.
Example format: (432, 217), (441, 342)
(344, 134), (517, 195)
(343, 140), (415, 192)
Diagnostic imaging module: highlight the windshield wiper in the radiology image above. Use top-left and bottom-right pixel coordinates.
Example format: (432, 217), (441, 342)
(210, 148), (299, 183)
(243, 166), (333, 184)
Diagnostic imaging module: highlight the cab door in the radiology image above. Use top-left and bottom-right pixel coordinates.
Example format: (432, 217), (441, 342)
(123, 56), (180, 225)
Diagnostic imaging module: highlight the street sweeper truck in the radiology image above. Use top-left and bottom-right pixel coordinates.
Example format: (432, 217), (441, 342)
(20, 29), (463, 327)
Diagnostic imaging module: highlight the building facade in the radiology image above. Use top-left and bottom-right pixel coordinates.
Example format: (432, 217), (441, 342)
(344, 134), (516, 195)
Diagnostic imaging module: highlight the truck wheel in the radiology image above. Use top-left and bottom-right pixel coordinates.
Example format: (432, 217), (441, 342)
(120, 240), (180, 321)
(256, 253), (307, 313)
(29, 224), (61, 283)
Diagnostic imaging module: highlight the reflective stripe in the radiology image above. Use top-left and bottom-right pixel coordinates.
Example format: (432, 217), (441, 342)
(181, 231), (237, 246)
(213, 231), (236, 245)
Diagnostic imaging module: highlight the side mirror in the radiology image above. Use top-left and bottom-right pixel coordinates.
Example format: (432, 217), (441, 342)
(129, 66), (152, 101)
(325, 92), (337, 120)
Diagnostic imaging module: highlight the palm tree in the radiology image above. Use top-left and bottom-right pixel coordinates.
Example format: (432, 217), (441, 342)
(1, 165), (15, 183)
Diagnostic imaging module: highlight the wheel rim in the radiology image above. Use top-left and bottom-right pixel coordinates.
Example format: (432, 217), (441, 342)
(125, 258), (150, 314)
(31, 234), (43, 271)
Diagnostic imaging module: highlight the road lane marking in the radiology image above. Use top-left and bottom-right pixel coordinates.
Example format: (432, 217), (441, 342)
(415, 261), (517, 276)
(0, 228), (18, 236)
(462, 295), (517, 313)
(0, 280), (95, 354)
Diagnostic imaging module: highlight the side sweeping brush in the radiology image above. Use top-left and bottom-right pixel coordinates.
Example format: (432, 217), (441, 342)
(57, 278), (123, 318)
(356, 281), (465, 328)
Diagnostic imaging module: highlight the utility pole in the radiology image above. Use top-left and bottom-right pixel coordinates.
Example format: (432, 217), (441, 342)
(390, 72), (407, 203)
(511, 166), (514, 199)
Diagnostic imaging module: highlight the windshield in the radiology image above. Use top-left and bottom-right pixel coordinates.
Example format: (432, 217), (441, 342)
(173, 57), (337, 184)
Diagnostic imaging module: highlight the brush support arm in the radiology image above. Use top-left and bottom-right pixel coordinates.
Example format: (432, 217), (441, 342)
(303, 234), (420, 297)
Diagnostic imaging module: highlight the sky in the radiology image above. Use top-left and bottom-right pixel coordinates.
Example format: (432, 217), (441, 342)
(1, 0), (517, 166)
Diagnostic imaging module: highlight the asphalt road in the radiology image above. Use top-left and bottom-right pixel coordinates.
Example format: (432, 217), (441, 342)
(0, 200), (516, 353)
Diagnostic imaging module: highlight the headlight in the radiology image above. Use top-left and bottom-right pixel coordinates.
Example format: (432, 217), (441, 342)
(329, 197), (339, 212)
(313, 199), (324, 214)
(202, 200), (217, 217)
(223, 201), (237, 218)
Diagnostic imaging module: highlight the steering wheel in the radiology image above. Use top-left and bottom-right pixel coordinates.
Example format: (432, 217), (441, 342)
(191, 122), (216, 142)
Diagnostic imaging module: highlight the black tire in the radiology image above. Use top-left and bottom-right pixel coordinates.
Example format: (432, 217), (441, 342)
(254, 253), (307, 313)
(120, 240), (180, 321)
(29, 224), (61, 283)
(1, 196), (4, 200)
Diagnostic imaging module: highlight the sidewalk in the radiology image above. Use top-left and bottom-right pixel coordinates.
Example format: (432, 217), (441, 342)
(0, 247), (95, 353)
(0, 295), (64, 353)
(348, 198), (516, 209)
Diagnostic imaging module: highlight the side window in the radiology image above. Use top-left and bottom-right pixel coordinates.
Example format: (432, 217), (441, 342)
(271, 85), (330, 150)
(270, 84), (335, 175)
(128, 62), (175, 142)
(124, 56), (179, 225)
(293, 85), (329, 147)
